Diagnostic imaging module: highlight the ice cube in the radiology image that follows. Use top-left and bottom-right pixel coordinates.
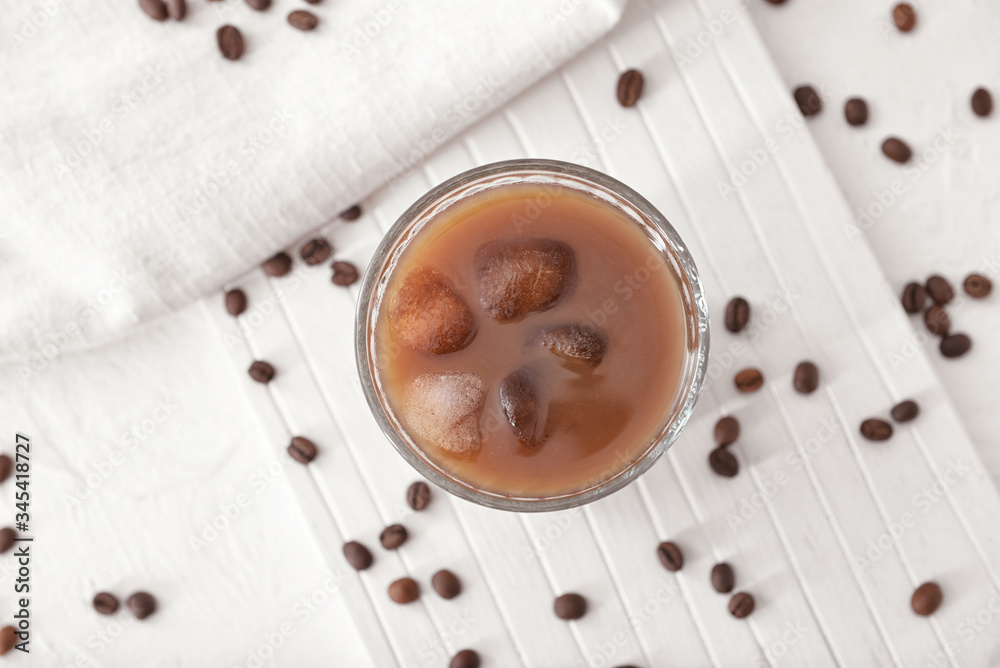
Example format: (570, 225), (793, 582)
(531, 323), (607, 368)
(498, 367), (547, 450)
(403, 372), (485, 457)
(475, 239), (575, 320)
(389, 266), (475, 355)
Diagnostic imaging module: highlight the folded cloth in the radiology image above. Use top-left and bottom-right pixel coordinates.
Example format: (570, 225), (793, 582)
(0, 0), (625, 365)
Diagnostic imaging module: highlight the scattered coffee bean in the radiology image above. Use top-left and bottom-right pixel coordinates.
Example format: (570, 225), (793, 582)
(711, 563), (735, 593)
(793, 85), (822, 117)
(0, 455), (11, 484)
(126, 592), (157, 620)
(248, 360), (275, 384)
(972, 88), (993, 117)
(340, 205), (363, 221)
(725, 297), (750, 333)
(332, 261), (360, 287)
(300, 237), (332, 265)
(714, 416), (740, 446)
(166, 0), (186, 19)
(406, 481), (431, 511)
(793, 361), (819, 394)
(262, 251), (292, 277)
(380, 524), (408, 550)
(216, 25), (245, 61)
(93, 592), (120, 615)
(0, 627), (14, 656)
(925, 275), (954, 304)
(432, 569), (462, 599)
(657, 541), (684, 572)
(729, 592), (755, 618)
(388, 578), (420, 604)
(288, 436), (318, 464)
(709, 446), (739, 478)
(734, 368), (764, 393)
(882, 137), (912, 163)
(901, 282), (927, 314)
(343, 541), (374, 571)
(245, 0), (270, 10)
(860, 418), (893, 441)
(0, 528), (15, 553)
(892, 3), (916, 32)
(844, 98), (869, 126)
(225, 289), (247, 316)
(764, 0), (787, 4)
(139, 0), (168, 21)
(288, 10), (319, 30)
(890, 400), (919, 423)
(923, 305), (950, 336)
(554, 593), (587, 620)
(963, 274), (992, 298)
(616, 69), (644, 108)
(940, 333), (971, 358)
(450, 649), (480, 668)
(911, 581), (943, 616)
(303, 0), (322, 4)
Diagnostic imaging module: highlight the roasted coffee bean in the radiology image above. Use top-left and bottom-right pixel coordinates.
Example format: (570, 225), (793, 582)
(126, 592), (157, 620)
(714, 416), (740, 446)
(656, 541), (684, 572)
(216, 25), (245, 61)
(963, 274), (992, 298)
(0, 627), (14, 656)
(288, 10), (319, 30)
(139, 0), (168, 21)
(972, 88), (993, 117)
(925, 275), (954, 304)
(248, 360), (275, 384)
(793, 85), (822, 117)
(303, 0), (322, 3)
(793, 361), (819, 394)
(729, 592), (755, 618)
(225, 289), (247, 316)
(763, 0), (787, 4)
(882, 137), (912, 163)
(923, 305), (950, 336)
(709, 446), (739, 477)
(890, 399), (919, 423)
(340, 205), (362, 221)
(262, 251), (292, 277)
(892, 3), (917, 32)
(166, 0), (186, 19)
(711, 563), (735, 593)
(860, 419), (893, 441)
(911, 582), (943, 616)
(288, 436), (318, 464)
(554, 593), (587, 620)
(300, 237), (332, 265)
(388, 578), (420, 604)
(616, 69), (644, 108)
(0, 455), (11, 484)
(844, 98), (869, 126)
(0, 528), (15, 554)
(93, 592), (120, 615)
(380, 524), (408, 550)
(734, 368), (764, 393)
(450, 649), (480, 668)
(245, 0), (270, 10)
(432, 569), (462, 599)
(407, 481), (431, 510)
(901, 282), (927, 313)
(940, 333), (972, 358)
(343, 541), (374, 570)
(332, 261), (360, 286)
(725, 297), (750, 333)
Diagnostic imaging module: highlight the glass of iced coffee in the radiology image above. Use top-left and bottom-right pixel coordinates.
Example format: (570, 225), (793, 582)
(356, 160), (709, 511)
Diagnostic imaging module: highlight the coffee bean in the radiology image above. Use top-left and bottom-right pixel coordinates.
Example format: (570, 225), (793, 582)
(93, 592), (120, 615)
(972, 88), (993, 117)
(406, 481), (432, 510)
(734, 368), (764, 393)
(793, 85), (822, 117)
(340, 205), (362, 221)
(0, 455), (11, 484)
(288, 436), (318, 464)
(380, 524), (408, 550)
(0, 528), (15, 553)
(432, 569), (462, 599)
(262, 252), (292, 277)
(890, 400), (919, 423)
(711, 563), (735, 593)
(616, 69), (644, 108)
(304, 0), (322, 3)
(216, 25), (244, 61)
(940, 333), (971, 358)
(248, 360), (275, 384)
(963, 274), (992, 298)
(388, 578), (420, 604)
(343, 541), (374, 571)
(225, 289), (247, 316)
(925, 275), (954, 304)
(724, 297), (750, 333)
(892, 3), (916, 32)
(139, 0), (168, 21)
(793, 361), (819, 394)
(844, 98), (869, 126)
(332, 261), (360, 287)
(709, 446), (739, 478)
(166, 0), (186, 19)
(450, 649), (480, 668)
(656, 541), (684, 572)
(714, 416), (740, 446)
(764, 0), (787, 4)
(911, 581), (943, 616)
(245, 0), (270, 10)
(300, 237), (332, 265)
(860, 418), (892, 441)
(0, 627), (14, 656)
(288, 10), (319, 30)
(126, 592), (157, 620)
(923, 305), (950, 336)
(882, 137), (912, 163)
(554, 593), (587, 620)
(901, 282), (927, 313)
(729, 592), (755, 618)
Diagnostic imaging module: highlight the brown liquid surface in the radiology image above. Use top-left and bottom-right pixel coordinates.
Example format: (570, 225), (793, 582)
(376, 184), (686, 497)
